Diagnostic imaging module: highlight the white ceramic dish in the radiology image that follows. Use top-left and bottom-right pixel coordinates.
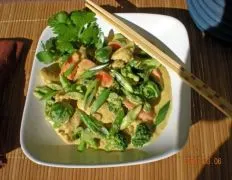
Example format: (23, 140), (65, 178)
(20, 13), (191, 168)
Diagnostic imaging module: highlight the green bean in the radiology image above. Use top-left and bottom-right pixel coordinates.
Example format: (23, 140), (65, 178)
(111, 69), (133, 93)
(80, 64), (109, 80)
(46, 83), (63, 91)
(34, 86), (52, 94)
(78, 110), (109, 137)
(64, 92), (84, 101)
(89, 63), (109, 71)
(120, 105), (142, 130)
(83, 80), (99, 109)
(41, 91), (57, 100)
(91, 88), (110, 113)
(33, 91), (44, 100)
(122, 88), (143, 105)
(155, 101), (171, 125)
(34, 86), (57, 100)
(109, 108), (125, 135)
(79, 70), (96, 80)
(60, 75), (72, 90)
(60, 75), (77, 92)
(143, 101), (152, 112)
(63, 64), (75, 77)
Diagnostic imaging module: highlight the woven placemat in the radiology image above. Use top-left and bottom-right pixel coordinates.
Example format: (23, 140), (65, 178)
(0, 1), (231, 180)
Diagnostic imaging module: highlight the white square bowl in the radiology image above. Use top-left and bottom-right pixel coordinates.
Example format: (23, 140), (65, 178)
(20, 13), (191, 168)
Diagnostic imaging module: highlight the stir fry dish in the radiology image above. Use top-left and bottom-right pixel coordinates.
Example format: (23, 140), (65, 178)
(34, 10), (172, 151)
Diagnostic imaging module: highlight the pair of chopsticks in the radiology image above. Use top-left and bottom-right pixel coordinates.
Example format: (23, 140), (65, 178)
(85, 0), (232, 118)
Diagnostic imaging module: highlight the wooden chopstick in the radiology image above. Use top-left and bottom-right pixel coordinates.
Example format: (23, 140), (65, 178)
(85, 0), (232, 118)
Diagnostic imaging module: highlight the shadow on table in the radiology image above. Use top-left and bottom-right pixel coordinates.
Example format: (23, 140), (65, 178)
(101, 0), (232, 179)
(192, 0), (232, 179)
(0, 38), (31, 167)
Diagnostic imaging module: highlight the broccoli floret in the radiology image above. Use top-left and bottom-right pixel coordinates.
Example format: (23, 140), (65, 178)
(75, 127), (98, 151)
(132, 123), (152, 147)
(107, 92), (123, 113)
(105, 133), (128, 151)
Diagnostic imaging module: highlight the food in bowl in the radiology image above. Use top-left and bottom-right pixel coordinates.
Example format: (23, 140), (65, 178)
(34, 10), (171, 152)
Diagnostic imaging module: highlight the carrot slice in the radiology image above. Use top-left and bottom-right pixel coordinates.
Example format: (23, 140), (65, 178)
(96, 71), (113, 88)
(60, 53), (80, 81)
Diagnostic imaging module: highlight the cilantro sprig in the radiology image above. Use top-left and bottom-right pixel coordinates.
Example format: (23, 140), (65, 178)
(37, 10), (103, 64)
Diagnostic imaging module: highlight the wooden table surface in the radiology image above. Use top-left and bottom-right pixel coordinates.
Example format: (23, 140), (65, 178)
(0, 0), (231, 180)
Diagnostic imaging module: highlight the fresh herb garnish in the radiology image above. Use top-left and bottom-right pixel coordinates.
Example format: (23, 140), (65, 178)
(37, 10), (103, 64)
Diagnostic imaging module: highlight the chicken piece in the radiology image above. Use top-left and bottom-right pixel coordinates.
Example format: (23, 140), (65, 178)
(126, 121), (140, 135)
(56, 110), (81, 144)
(55, 92), (83, 102)
(74, 59), (96, 79)
(97, 103), (116, 123)
(111, 42), (134, 63)
(112, 60), (125, 69)
(92, 112), (102, 121)
(40, 63), (61, 83)
(111, 48), (133, 63)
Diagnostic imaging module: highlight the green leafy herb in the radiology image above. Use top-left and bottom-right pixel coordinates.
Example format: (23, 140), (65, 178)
(36, 51), (54, 64)
(53, 23), (78, 42)
(48, 11), (69, 25)
(56, 40), (75, 54)
(95, 46), (112, 63)
(79, 23), (101, 47)
(155, 101), (171, 125)
(70, 11), (96, 28)
(38, 10), (102, 65)
(45, 37), (57, 53)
